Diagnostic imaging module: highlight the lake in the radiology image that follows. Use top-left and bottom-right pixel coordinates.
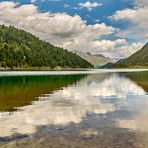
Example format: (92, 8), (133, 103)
(0, 70), (148, 148)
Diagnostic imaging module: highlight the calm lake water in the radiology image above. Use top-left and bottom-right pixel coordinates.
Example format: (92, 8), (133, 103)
(0, 70), (148, 148)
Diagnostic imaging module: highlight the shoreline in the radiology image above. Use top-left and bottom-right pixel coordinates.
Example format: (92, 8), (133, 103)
(0, 69), (148, 77)
(0, 67), (148, 71)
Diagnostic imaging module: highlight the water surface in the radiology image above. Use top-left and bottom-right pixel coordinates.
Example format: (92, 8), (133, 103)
(0, 70), (148, 148)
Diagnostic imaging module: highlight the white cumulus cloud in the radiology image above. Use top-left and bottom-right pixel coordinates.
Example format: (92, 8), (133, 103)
(78, 1), (102, 11)
(0, 1), (144, 58)
(109, 0), (148, 42)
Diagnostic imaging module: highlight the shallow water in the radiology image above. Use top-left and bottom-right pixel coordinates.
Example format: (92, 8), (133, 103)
(0, 70), (148, 148)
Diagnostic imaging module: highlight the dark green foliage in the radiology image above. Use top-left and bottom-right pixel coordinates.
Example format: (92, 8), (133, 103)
(0, 25), (92, 69)
(113, 42), (148, 68)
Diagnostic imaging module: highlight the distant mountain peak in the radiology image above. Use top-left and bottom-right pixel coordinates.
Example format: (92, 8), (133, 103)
(73, 50), (114, 67)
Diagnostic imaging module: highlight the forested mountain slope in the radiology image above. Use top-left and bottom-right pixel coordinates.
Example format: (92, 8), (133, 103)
(113, 42), (148, 68)
(0, 25), (92, 69)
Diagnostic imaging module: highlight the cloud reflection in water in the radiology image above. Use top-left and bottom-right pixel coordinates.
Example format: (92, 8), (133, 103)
(0, 73), (147, 137)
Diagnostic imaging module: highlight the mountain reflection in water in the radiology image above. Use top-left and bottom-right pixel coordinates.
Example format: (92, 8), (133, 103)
(0, 75), (84, 112)
(0, 71), (148, 147)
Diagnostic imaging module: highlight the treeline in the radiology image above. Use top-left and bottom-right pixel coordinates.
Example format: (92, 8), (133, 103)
(0, 25), (92, 69)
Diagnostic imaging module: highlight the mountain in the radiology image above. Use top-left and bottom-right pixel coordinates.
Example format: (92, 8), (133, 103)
(100, 62), (114, 68)
(73, 50), (114, 68)
(113, 42), (148, 68)
(0, 25), (92, 69)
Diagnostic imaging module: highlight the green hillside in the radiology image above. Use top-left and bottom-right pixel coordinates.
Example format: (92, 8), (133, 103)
(0, 25), (92, 69)
(113, 42), (148, 68)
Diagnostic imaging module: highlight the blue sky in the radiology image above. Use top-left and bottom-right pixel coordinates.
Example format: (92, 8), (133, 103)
(0, 0), (147, 58)
(1, 0), (134, 27)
